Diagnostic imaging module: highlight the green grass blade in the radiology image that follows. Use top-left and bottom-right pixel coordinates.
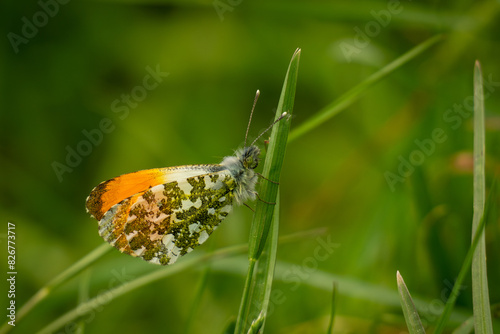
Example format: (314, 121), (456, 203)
(471, 60), (493, 334)
(248, 48), (300, 260)
(235, 48), (300, 334)
(219, 229), (325, 334)
(288, 34), (442, 142)
(0, 243), (111, 334)
(397, 271), (426, 334)
(433, 62), (495, 334)
(245, 192), (280, 334)
(235, 258), (257, 334)
(246, 312), (265, 334)
(326, 282), (338, 334)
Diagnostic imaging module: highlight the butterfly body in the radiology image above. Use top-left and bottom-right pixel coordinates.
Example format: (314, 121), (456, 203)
(86, 145), (261, 265)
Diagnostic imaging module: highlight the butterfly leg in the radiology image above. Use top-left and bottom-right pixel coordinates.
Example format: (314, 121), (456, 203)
(255, 191), (276, 205)
(256, 172), (279, 185)
(243, 202), (256, 212)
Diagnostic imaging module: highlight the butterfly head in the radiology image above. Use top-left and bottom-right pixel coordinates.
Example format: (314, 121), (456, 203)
(221, 145), (261, 176)
(241, 145), (260, 169)
(220, 145), (261, 204)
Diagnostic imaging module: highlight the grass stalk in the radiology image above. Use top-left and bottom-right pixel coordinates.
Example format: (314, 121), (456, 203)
(433, 61), (494, 334)
(470, 60), (493, 334)
(234, 48), (300, 334)
(246, 193), (280, 333)
(0, 244), (111, 334)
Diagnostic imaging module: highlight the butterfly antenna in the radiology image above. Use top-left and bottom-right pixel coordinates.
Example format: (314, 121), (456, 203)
(249, 111), (288, 147)
(244, 90), (260, 148)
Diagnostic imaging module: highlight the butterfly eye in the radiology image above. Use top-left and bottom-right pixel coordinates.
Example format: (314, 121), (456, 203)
(243, 156), (258, 169)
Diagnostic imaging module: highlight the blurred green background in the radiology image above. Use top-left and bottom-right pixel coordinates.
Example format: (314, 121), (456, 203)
(1, 0), (500, 333)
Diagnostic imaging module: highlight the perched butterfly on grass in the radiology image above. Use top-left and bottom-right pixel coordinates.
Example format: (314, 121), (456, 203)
(86, 91), (287, 265)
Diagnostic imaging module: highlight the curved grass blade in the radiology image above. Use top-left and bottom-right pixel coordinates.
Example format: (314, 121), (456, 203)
(0, 244), (111, 334)
(288, 34), (443, 142)
(397, 271), (426, 334)
(36, 243), (249, 334)
(234, 48), (300, 334)
(327, 282), (338, 334)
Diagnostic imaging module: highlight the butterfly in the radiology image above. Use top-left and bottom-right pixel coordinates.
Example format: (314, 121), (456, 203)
(86, 91), (287, 265)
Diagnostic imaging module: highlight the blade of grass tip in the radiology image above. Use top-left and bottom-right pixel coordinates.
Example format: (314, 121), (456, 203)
(37, 243), (249, 334)
(247, 310), (266, 334)
(246, 192), (281, 334)
(288, 34), (443, 142)
(0, 243), (111, 334)
(471, 60), (493, 334)
(433, 178), (497, 334)
(397, 271), (426, 334)
(327, 282), (338, 334)
(249, 48), (300, 260)
(235, 48), (300, 334)
(247, 312), (265, 334)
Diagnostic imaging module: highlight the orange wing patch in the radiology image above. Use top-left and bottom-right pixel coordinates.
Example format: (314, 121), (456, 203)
(86, 168), (170, 221)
